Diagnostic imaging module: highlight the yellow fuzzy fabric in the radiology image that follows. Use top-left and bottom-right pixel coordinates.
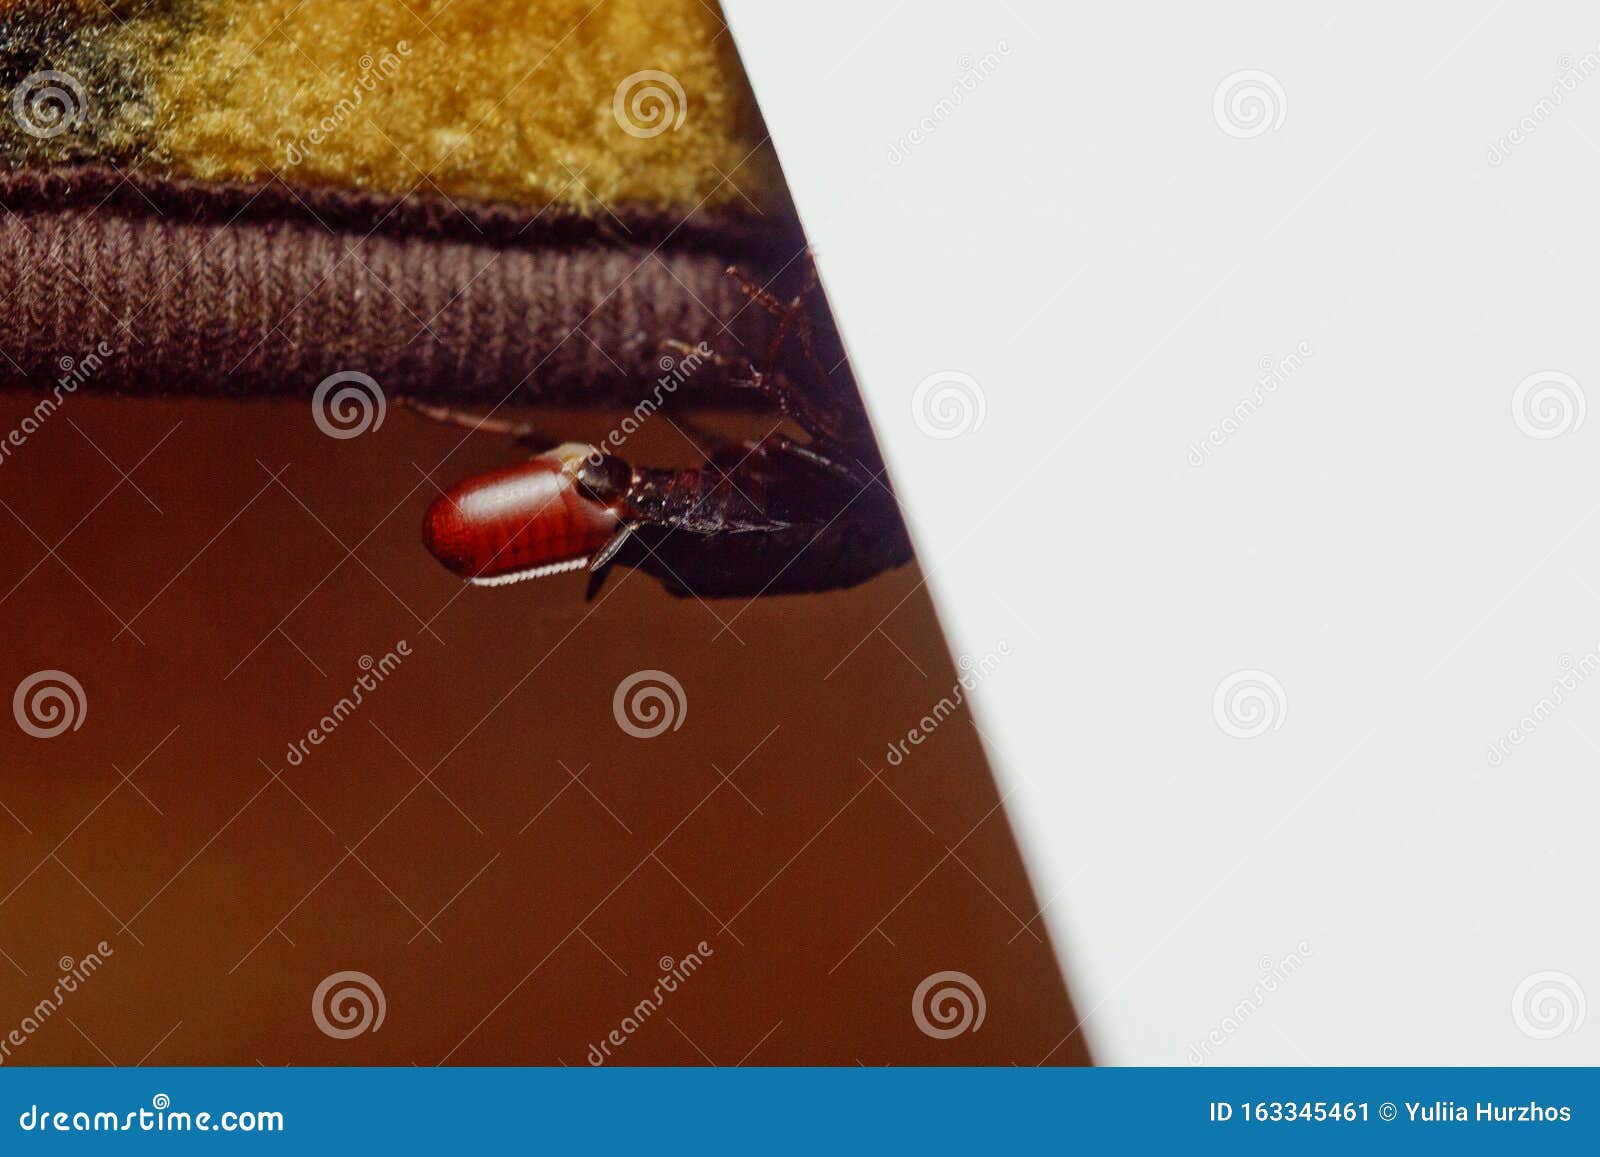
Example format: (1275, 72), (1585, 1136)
(1, 0), (781, 212)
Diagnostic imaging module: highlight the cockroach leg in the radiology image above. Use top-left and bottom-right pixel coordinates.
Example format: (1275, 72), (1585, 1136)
(724, 264), (792, 320)
(724, 263), (819, 324)
(723, 371), (845, 446)
(661, 335), (843, 449)
(724, 264), (824, 379)
(765, 436), (872, 490)
(590, 522), (637, 572)
(397, 397), (544, 445)
(582, 523), (636, 601)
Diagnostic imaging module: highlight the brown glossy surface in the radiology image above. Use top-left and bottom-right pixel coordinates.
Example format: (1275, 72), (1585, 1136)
(0, 395), (1089, 1066)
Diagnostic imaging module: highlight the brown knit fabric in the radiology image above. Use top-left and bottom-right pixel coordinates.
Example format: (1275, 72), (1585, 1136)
(0, 171), (792, 403)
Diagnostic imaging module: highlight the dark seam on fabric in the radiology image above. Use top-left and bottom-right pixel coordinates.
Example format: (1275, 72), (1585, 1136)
(0, 162), (802, 259)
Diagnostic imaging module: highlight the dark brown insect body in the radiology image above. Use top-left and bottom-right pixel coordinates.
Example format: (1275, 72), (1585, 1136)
(415, 269), (913, 599)
(589, 442), (912, 598)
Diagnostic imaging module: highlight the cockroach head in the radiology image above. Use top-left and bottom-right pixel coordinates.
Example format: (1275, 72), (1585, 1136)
(572, 448), (633, 506)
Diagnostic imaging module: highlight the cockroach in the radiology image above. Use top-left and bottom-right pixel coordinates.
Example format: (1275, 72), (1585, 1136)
(409, 271), (913, 600)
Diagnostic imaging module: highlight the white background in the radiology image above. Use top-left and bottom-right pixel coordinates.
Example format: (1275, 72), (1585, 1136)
(726, 1), (1599, 1063)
